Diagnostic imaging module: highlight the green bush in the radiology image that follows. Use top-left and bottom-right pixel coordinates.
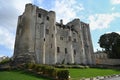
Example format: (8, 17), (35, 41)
(19, 64), (69, 80)
(51, 68), (58, 78)
(34, 64), (42, 72)
(44, 66), (53, 75)
(85, 66), (89, 69)
(34, 65), (58, 79)
(24, 63), (29, 69)
(72, 65), (86, 69)
(0, 58), (10, 65)
(47, 68), (58, 78)
(57, 70), (69, 80)
(27, 63), (36, 69)
(40, 65), (46, 74)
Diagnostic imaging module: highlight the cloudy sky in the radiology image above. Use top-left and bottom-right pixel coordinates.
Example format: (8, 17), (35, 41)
(0, 0), (120, 57)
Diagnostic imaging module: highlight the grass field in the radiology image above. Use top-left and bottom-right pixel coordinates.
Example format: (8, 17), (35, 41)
(68, 68), (120, 80)
(0, 70), (50, 80)
(0, 68), (120, 80)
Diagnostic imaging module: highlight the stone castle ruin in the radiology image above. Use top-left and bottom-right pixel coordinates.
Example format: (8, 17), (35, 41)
(13, 3), (94, 65)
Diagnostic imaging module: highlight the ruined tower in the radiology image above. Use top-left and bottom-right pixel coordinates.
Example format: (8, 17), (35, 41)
(13, 3), (94, 65)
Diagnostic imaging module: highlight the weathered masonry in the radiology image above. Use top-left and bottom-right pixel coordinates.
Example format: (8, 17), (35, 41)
(13, 3), (94, 65)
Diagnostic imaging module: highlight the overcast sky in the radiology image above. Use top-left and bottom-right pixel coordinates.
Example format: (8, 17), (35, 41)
(0, 0), (120, 57)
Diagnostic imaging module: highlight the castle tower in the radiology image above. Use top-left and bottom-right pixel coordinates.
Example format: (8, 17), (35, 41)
(81, 22), (95, 64)
(13, 4), (57, 64)
(13, 4), (37, 64)
(13, 3), (95, 65)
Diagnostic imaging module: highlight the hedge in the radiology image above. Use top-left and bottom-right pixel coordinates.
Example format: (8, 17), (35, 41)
(57, 70), (69, 80)
(19, 63), (69, 80)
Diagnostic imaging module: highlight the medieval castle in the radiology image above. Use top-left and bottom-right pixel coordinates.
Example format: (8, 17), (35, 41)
(13, 4), (94, 65)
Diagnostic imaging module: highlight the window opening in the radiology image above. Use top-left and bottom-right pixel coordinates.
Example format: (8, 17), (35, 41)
(46, 29), (49, 34)
(57, 47), (60, 53)
(74, 38), (76, 42)
(60, 36), (63, 40)
(65, 48), (67, 54)
(38, 13), (41, 18)
(47, 16), (49, 20)
(52, 34), (53, 38)
(74, 50), (76, 55)
(44, 38), (45, 41)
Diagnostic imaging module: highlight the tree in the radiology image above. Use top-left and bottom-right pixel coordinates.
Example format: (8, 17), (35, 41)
(98, 32), (120, 59)
(112, 36), (120, 58)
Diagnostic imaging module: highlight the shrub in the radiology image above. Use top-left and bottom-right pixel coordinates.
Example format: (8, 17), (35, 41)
(40, 65), (46, 74)
(57, 70), (69, 80)
(45, 66), (53, 75)
(85, 66), (89, 69)
(27, 63), (36, 70)
(48, 68), (58, 78)
(0, 58), (10, 65)
(24, 63), (29, 69)
(34, 64), (42, 72)
(17, 64), (70, 80)
(50, 68), (58, 78)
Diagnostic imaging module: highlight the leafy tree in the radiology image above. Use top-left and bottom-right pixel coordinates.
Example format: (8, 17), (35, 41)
(98, 32), (120, 58)
(111, 36), (120, 58)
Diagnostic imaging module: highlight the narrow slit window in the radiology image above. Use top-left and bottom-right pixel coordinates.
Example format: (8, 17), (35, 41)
(74, 50), (76, 55)
(51, 44), (52, 48)
(57, 47), (60, 53)
(65, 48), (67, 54)
(44, 38), (45, 41)
(52, 34), (53, 38)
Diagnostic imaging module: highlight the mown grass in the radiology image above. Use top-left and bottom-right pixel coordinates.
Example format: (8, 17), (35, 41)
(0, 70), (50, 80)
(0, 68), (120, 80)
(68, 68), (120, 80)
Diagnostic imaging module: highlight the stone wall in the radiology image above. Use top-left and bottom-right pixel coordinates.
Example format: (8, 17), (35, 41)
(13, 3), (94, 65)
(94, 52), (120, 65)
(96, 59), (120, 65)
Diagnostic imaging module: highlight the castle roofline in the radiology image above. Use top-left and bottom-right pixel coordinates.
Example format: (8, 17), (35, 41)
(26, 3), (55, 14)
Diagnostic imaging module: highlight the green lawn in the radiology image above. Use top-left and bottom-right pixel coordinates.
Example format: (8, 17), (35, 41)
(68, 68), (120, 80)
(0, 68), (120, 80)
(0, 70), (50, 80)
